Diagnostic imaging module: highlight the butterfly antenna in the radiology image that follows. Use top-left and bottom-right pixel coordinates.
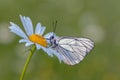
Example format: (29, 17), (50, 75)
(52, 20), (57, 36)
(53, 20), (57, 33)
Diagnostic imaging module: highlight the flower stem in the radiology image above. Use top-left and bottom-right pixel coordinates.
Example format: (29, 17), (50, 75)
(20, 45), (36, 80)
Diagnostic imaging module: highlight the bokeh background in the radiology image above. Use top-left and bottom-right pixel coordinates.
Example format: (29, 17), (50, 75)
(0, 0), (120, 80)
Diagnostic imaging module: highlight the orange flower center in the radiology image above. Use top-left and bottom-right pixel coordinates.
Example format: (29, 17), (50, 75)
(29, 34), (47, 47)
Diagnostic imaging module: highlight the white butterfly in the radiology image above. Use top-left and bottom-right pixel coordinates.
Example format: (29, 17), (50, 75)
(44, 32), (94, 65)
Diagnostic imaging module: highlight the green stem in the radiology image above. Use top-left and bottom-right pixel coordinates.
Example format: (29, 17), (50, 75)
(20, 45), (36, 80)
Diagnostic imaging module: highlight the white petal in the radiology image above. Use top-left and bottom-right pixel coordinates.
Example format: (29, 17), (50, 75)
(35, 23), (42, 34)
(35, 44), (41, 50)
(20, 15), (33, 36)
(52, 49), (63, 62)
(40, 26), (46, 35)
(41, 47), (54, 57)
(35, 23), (46, 35)
(42, 46), (62, 62)
(25, 42), (34, 47)
(9, 22), (28, 39)
(44, 32), (56, 38)
(19, 39), (30, 43)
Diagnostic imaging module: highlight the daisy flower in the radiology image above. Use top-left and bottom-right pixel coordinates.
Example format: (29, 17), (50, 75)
(9, 15), (47, 50)
(9, 15), (63, 62)
(9, 15), (60, 80)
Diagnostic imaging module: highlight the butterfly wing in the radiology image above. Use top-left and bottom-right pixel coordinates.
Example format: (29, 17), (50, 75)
(54, 37), (94, 65)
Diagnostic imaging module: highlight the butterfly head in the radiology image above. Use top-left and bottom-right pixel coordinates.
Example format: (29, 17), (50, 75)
(50, 35), (54, 40)
(44, 32), (58, 43)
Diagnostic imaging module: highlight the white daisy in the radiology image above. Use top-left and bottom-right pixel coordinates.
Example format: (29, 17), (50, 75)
(9, 15), (47, 50)
(9, 15), (65, 63)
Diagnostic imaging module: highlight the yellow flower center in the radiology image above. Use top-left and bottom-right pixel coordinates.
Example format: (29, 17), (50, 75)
(29, 34), (47, 47)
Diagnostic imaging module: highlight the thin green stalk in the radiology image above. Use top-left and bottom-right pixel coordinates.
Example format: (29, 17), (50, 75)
(20, 45), (36, 80)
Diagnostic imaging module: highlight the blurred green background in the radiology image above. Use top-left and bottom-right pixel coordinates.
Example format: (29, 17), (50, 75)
(0, 0), (120, 80)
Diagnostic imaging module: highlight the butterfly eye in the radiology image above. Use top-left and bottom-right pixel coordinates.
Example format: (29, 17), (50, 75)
(50, 36), (54, 39)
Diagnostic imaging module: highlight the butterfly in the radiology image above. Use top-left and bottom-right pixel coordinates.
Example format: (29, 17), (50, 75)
(44, 32), (94, 65)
